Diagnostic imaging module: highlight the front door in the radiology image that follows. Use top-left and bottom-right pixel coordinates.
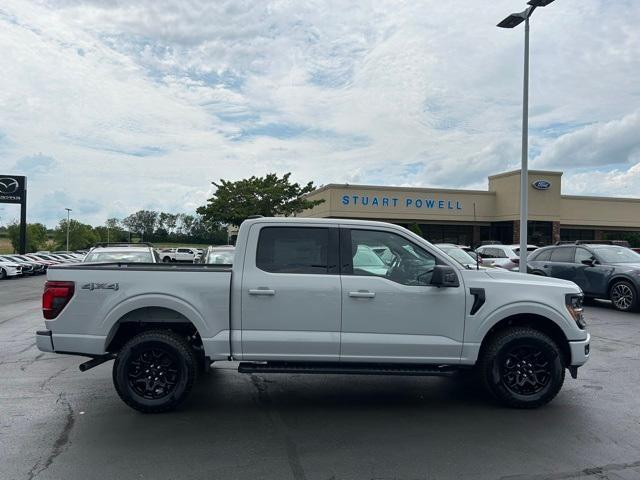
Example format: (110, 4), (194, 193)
(241, 225), (341, 361)
(340, 227), (466, 364)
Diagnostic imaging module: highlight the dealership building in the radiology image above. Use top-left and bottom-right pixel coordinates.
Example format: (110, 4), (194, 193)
(300, 169), (640, 247)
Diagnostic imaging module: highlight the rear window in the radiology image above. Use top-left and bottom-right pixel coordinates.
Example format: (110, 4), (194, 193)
(256, 227), (332, 274)
(84, 251), (154, 263)
(550, 247), (575, 263)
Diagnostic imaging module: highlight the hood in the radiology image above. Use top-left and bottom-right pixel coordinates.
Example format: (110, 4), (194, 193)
(0, 261), (21, 268)
(484, 268), (579, 289)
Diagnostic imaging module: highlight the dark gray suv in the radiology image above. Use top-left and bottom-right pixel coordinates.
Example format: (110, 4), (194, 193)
(528, 243), (640, 311)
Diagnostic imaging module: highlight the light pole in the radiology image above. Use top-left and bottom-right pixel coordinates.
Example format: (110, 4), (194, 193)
(498, 0), (555, 273)
(65, 208), (72, 252)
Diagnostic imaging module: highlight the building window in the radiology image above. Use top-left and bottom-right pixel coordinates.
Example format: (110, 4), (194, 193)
(561, 229), (595, 242)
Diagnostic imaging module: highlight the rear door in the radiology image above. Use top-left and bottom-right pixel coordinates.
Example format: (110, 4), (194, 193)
(339, 227), (466, 364)
(548, 247), (577, 282)
(240, 224), (342, 361)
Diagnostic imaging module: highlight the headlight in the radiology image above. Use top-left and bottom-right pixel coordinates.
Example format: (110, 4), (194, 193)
(565, 293), (586, 329)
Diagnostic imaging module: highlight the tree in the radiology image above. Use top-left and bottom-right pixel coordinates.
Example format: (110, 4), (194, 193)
(54, 219), (98, 250)
(122, 210), (158, 240)
(7, 222), (48, 252)
(197, 173), (324, 226)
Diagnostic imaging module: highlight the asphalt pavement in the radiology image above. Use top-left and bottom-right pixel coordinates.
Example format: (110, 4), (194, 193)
(1, 275), (640, 480)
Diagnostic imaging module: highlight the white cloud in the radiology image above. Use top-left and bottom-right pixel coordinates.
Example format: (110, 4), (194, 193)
(0, 0), (638, 226)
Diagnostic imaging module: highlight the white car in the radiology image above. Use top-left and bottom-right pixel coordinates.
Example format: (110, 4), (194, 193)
(37, 217), (589, 413)
(84, 244), (158, 263)
(476, 244), (538, 271)
(157, 247), (199, 263)
(0, 260), (22, 279)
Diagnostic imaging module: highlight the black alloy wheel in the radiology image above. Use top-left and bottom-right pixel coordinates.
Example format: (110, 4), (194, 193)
(500, 344), (552, 396)
(479, 326), (564, 408)
(127, 347), (180, 400)
(113, 330), (197, 413)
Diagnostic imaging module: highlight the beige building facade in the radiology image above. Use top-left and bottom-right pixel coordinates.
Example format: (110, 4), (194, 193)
(301, 169), (640, 246)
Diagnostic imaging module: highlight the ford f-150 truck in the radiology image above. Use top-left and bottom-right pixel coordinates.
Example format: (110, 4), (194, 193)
(36, 217), (590, 413)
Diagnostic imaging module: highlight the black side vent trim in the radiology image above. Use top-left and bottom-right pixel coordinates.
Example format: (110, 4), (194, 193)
(469, 288), (486, 315)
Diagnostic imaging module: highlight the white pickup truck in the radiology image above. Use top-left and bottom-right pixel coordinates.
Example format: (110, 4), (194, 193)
(36, 217), (590, 413)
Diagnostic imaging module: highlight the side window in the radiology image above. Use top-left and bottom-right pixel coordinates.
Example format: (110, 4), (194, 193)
(177, 248), (186, 253)
(533, 249), (552, 261)
(550, 247), (575, 262)
(494, 248), (508, 258)
(479, 248), (493, 258)
(348, 229), (436, 286)
(256, 227), (334, 274)
(575, 248), (594, 264)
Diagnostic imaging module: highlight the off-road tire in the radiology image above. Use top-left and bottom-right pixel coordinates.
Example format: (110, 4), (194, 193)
(479, 327), (565, 409)
(113, 330), (197, 413)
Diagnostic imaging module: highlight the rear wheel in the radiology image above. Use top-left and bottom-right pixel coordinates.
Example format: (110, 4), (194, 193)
(113, 330), (196, 413)
(479, 327), (565, 408)
(162, 256), (171, 263)
(610, 281), (636, 312)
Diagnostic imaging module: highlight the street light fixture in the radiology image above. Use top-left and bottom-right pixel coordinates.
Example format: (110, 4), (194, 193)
(497, 0), (555, 273)
(65, 208), (72, 252)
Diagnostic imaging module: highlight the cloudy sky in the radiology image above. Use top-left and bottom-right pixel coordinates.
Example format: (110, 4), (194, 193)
(0, 0), (639, 227)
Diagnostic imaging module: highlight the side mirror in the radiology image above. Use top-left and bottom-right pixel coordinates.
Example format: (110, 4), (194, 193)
(430, 265), (460, 287)
(581, 259), (594, 267)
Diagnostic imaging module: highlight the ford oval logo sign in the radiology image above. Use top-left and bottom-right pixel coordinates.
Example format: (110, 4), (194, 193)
(532, 180), (551, 190)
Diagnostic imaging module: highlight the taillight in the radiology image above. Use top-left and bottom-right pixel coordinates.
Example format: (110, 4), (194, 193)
(511, 258), (520, 264)
(43, 281), (75, 319)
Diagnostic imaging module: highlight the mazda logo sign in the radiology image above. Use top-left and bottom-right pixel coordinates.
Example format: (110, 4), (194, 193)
(532, 180), (551, 190)
(0, 177), (19, 195)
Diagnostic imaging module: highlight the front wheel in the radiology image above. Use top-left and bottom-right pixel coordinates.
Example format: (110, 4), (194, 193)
(479, 327), (565, 408)
(0, 268), (6, 280)
(162, 256), (171, 263)
(610, 281), (637, 312)
(113, 330), (197, 413)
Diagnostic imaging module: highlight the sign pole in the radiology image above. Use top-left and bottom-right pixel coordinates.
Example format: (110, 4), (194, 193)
(19, 185), (27, 254)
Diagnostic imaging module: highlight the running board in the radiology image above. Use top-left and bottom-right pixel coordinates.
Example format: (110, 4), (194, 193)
(238, 361), (457, 377)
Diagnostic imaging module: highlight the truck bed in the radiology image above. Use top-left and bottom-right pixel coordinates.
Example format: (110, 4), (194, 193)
(44, 262), (233, 359)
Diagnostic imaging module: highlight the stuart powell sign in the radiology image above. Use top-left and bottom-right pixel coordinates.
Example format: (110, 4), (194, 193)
(341, 194), (462, 210)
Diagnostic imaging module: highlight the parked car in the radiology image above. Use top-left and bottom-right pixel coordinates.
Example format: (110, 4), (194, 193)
(476, 244), (538, 271)
(528, 243), (640, 311)
(434, 244), (484, 269)
(26, 254), (65, 265)
(202, 246), (235, 265)
(157, 247), (199, 263)
(0, 255), (37, 275)
(37, 217), (589, 413)
(84, 243), (158, 263)
(6, 255), (48, 273)
(0, 259), (22, 279)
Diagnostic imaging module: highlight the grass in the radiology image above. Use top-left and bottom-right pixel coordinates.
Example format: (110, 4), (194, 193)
(0, 237), (12, 254)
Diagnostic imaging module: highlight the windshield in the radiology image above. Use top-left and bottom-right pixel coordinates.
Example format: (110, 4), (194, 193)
(84, 251), (154, 263)
(593, 246), (640, 264)
(206, 250), (235, 264)
(439, 246), (477, 266)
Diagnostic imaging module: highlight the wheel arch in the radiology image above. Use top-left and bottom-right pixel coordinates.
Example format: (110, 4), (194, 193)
(478, 313), (571, 366)
(102, 294), (209, 353)
(607, 275), (637, 295)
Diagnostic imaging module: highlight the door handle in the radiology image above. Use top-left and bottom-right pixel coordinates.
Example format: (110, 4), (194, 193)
(249, 288), (276, 296)
(349, 290), (375, 298)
